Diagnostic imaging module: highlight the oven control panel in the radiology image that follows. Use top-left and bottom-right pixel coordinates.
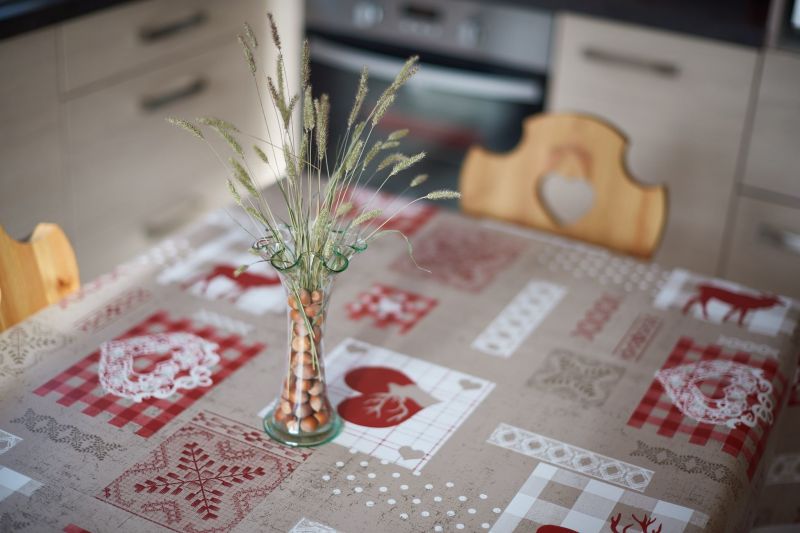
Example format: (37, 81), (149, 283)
(306, 0), (552, 74)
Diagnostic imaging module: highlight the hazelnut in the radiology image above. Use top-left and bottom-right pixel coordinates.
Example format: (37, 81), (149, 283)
(309, 395), (324, 412)
(304, 304), (321, 318)
(291, 336), (311, 352)
(300, 415), (319, 432)
(308, 381), (325, 395)
(280, 400), (292, 415)
(274, 407), (288, 422)
(311, 290), (323, 303)
(285, 417), (299, 433)
(288, 296), (299, 310)
(299, 289), (311, 306)
(290, 309), (303, 323)
(288, 389), (309, 404)
(293, 403), (313, 419)
(293, 322), (310, 336)
(314, 410), (329, 426)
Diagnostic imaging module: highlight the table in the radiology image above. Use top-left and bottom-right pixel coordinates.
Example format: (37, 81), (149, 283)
(0, 186), (798, 533)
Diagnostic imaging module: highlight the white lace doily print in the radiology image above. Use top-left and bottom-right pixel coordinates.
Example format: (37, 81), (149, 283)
(99, 333), (220, 403)
(655, 359), (775, 429)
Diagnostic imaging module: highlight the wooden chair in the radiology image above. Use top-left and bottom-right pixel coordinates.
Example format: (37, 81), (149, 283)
(459, 113), (667, 258)
(0, 223), (80, 331)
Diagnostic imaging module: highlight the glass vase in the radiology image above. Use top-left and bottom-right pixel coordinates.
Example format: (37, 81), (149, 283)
(254, 226), (365, 447)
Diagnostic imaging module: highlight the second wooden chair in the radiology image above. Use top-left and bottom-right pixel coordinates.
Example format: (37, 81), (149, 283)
(459, 112), (667, 258)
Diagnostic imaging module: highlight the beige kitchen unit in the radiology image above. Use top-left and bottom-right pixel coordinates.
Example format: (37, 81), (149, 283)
(723, 50), (800, 298)
(0, 0), (301, 282)
(548, 13), (758, 275)
(0, 28), (69, 243)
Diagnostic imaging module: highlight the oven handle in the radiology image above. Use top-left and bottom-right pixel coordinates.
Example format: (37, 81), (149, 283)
(310, 37), (542, 104)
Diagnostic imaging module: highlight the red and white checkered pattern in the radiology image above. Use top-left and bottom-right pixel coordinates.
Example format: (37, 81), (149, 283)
(345, 284), (437, 333)
(627, 337), (787, 478)
(326, 338), (494, 473)
(34, 312), (264, 438)
(340, 186), (437, 237)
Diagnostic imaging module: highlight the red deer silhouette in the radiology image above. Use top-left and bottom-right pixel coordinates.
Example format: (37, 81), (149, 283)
(610, 513), (662, 533)
(183, 264), (279, 302)
(682, 283), (783, 326)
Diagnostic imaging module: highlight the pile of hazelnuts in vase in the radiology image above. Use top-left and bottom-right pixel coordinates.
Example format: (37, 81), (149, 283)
(273, 287), (334, 435)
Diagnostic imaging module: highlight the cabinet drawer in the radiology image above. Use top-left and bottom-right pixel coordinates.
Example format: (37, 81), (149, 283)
(548, 14), (756, 274)
(724, 195), (800, 299)
(741, 51), (800, 199)
(66, 40), (274, 281)
(60, 0), (259, 92)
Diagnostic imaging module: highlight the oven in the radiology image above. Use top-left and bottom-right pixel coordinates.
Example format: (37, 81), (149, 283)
(305, 0), (552, 202)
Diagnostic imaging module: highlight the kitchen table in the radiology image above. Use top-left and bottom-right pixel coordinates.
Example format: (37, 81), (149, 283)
(0, 185), (798, 533)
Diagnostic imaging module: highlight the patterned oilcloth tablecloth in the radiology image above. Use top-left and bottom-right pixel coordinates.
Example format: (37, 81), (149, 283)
(0, 186), (798, 533)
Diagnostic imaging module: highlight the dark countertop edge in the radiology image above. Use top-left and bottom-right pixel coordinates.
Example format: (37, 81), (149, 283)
(0, 0), (768, 48)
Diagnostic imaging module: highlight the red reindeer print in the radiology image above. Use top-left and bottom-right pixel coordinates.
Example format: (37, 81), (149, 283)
(682, 283), (783, 326)
(536, 527), (579, 533)
(337, 367), (439, 428)
(610, 513), (662, 533)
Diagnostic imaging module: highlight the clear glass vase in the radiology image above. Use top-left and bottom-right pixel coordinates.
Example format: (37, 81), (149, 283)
(254, 225), (366, 447)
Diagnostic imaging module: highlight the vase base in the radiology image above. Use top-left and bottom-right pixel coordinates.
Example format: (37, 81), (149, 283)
(263, 409), (343, 447)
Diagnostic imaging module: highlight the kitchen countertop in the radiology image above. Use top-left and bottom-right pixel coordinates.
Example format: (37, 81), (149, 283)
(0, 0), (770, 47)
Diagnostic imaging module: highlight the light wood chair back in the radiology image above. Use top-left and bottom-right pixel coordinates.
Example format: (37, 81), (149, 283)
(0, 223), (80, 331)
(459, 113), (667, 258)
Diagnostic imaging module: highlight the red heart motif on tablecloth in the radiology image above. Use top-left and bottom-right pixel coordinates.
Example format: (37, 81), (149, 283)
(337, 366), (439, 428)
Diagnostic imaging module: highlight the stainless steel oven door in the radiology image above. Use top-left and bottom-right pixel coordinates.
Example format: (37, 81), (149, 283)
(309, 36), (544, 198)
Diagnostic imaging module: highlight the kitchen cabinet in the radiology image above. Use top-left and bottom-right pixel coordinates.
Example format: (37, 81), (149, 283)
(724, 195), (800, 298)
(0, 0), (302, 282)
(60, 0), (258, 93)
(0, 28), (68, 241)
(722, 50), (800, 298)
(740, 51), (800, 199)
(548, 13), (757, 275)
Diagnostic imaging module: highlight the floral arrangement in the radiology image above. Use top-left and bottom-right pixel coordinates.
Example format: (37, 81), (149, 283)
(167, 14), (458, 367)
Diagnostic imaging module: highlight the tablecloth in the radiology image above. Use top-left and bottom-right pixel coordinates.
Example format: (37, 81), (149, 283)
(0, 186), (798, 533)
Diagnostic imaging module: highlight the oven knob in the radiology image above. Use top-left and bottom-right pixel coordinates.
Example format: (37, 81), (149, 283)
(353, 2), (384, 28)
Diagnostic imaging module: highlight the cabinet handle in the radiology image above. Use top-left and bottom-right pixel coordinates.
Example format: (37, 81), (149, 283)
(759, 224), (800, 256)
(582, 47), (679, 78)
(140, 77), (207, 112)
(139, 10), (207, 43)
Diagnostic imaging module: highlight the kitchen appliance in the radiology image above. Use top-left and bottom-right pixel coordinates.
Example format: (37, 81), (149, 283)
(305, 0), (552, 201)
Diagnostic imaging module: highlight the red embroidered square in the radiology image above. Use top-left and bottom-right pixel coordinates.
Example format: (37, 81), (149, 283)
(627, 337), (787, 478)
(34, 312), (264, 438)
(346, 284), (437, 333)
(98, 411), (309, 532)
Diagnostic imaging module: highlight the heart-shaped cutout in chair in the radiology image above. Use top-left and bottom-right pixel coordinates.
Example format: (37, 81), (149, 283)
(537, 172), (595, 227)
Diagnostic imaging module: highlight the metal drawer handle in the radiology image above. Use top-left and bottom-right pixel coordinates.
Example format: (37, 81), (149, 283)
(140, 77), (207, 112)
(139, 10), (208, 43)
(582, 47), (680, 78)
(759, 224), (800, 256)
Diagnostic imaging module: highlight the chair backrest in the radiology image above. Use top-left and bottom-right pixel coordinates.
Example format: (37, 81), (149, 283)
(459, 113), (667, 258)
(0, 223), (80, 331)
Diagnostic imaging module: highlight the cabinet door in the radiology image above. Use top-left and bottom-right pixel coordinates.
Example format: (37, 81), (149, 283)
(741, 51), (800, 199)
(65, 41), (275, 281)
(724, 195), (800, 298)
(0, 28), (69, 241)
(548, 13), (756, 274)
